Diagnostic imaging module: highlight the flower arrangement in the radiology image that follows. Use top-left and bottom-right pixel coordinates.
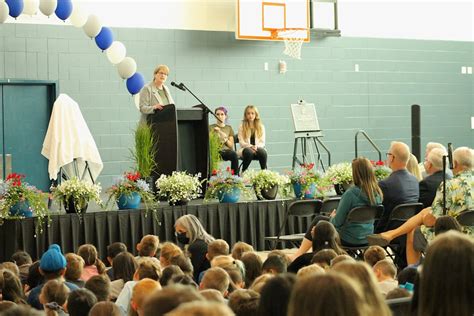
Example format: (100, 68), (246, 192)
(0, 173), (50, 231)
(321, 162), (353, 185)
(287, 163), (322, 192)
(205, 167), (248, 201)
(243, 169), (291, 199)
(371, 160), (391, 181)
(52, 177), (102, 213)
(107, 171), (156, 209)
(156, 171), (203, 205)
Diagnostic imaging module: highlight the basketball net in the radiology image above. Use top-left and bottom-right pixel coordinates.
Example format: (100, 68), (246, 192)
(279, 29), (305, 60)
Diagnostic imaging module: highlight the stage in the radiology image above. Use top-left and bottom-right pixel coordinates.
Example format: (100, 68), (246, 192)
(0, 198), (314, 262)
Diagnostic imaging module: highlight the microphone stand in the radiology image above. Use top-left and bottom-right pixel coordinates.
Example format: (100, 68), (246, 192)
(442, 155), (447, 215)
(179, 83), (218, 121)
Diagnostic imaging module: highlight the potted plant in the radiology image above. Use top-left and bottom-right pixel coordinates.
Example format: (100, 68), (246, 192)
(322, 162), (353, 195)
(51, 177), (102, 214)
(155, 171), (203, 206)
(371, 160), (391, 181)
(287, 163), (322, 199)
(0, 173), (50, 233)
(130, 122), (157, 190)
(205, 167), (248, 203)
(106, 171), (156, 210)
(243, 169), (290, 200)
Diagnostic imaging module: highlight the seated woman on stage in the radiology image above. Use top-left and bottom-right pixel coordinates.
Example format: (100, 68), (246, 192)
(174, 214), (216, 281)
(238, 105), (267, 173)
(209, 107), (239, 174)
(290, 157), (383, 261)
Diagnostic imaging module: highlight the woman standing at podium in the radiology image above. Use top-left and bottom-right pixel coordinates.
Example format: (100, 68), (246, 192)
(209, 106), (239, 174)
(238, 105), (267, 173)
(138, 65), (175, 123)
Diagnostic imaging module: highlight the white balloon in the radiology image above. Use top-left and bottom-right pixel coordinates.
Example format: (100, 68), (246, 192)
(106, 41), (126, 65)
(117, 57), (137, 80)
(39, 0), (57, 17)
(23, 0), (39, 16)
(69, 4), (87, 27)
(83, 14), (101, 38)
(0, 2), (9, 23)
(133, 94), (140, 110)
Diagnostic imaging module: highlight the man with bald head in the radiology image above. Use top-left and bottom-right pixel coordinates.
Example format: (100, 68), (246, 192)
(376, 141), (420, 233)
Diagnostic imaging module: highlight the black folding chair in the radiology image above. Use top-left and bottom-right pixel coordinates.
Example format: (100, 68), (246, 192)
(264, 199), (323, 250)
(381, 203), (424, 265)
(386, 297), (412, 316)
(320, 196), (341, 216)
(457, 209), (474, 226)
(341, 205), (385, 259)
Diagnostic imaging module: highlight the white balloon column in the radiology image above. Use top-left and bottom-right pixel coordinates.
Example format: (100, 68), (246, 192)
(0, 0), (146, 101)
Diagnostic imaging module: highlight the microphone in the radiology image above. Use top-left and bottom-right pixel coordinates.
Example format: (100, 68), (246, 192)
(171, 81), (185, 91)
(447, 143), (453, 169)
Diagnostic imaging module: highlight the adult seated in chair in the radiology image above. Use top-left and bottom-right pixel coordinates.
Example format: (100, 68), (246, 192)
(290, 157), (383, 261)
(209, 106), (239, 174)
(238, 105), (267, 173)
(368, 146), (473, 265)
(377, 141), (419, 233)
(418, 142), (452, 179)
(418, 147), (452, 208)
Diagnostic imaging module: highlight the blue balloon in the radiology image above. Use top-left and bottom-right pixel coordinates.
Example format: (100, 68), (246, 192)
(126, 72), (145, 95)
(95, 27), (114, 51)
(55, 0), (73, 21)
(5, 0), (23, 18)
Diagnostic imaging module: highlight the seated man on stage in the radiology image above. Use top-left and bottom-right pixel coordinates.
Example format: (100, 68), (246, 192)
(368, 146), (473, 265)
(209, 107), (239, 174)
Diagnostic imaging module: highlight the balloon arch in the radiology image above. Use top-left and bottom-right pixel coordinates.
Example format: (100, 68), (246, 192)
(0, 0), (145, 98)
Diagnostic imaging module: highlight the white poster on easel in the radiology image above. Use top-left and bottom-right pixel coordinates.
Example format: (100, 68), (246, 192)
(291, 103), (320, 132)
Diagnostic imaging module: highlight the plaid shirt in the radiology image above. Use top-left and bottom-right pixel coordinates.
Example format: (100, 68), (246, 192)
(422, 170), (474, 241)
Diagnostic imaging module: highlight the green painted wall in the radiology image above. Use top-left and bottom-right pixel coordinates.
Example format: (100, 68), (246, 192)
(1, 24), (472, 186)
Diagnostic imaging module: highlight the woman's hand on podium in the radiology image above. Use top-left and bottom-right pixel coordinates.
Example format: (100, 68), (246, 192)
(153, 103), (164, 111)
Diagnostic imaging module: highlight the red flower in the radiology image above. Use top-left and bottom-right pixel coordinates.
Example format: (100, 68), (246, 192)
(6, 173), (24, 186)
(212, 170), (217, 176)
(125, 171), (140, 182)
(376, 160), (384, 166)
(231, 169), (235, 175)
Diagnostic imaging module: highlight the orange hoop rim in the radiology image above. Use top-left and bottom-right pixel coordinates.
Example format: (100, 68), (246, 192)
(269, 27), (308, 39)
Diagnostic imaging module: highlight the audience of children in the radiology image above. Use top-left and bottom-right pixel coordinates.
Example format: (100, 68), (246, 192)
(1, 214), (473, 316)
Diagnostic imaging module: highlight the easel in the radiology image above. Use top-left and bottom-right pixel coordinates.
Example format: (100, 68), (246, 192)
(58, 158), (95, 184)
(292, 130), (331, 171)
(290, 101), (331, 171)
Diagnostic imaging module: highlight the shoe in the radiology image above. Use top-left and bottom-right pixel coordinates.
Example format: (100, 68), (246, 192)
(367, 234), (390, 247)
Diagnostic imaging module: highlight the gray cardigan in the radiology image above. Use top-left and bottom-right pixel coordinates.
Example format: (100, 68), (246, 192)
(138, 82), (175, 123)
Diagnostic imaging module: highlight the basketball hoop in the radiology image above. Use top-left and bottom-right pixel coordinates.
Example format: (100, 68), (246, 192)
(271, 28), (307, 60)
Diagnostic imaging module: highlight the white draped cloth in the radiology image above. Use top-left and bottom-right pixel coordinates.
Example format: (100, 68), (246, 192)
(41, 94), (103, 181)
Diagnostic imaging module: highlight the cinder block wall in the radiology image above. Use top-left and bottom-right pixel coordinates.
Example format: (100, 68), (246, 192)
(1, 24), (472, 186)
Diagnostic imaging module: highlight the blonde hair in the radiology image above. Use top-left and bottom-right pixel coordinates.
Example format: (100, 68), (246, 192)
(65, 253), (84, 281)
(352, 157), (383, 205)
(153, 64), (169, 76)
(160, 242), (183, 267)
(138, 235), (160, 257)
(231, 242), (254, 260)
(407, 154), (422, 181)
(132, 278), (161, 310)
(331, 261), (391, 316)
(296, 264), (325, 278)
(242, 105), (263, 139)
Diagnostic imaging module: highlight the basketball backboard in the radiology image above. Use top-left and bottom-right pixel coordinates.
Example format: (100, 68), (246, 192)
(236, 0), (310, 42)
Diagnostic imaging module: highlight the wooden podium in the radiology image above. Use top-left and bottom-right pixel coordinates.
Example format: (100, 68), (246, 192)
(147, 104), (209, 184)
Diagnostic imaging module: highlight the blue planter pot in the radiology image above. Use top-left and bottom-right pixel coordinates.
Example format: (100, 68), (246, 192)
(9, 201), (33, 217)
(217, 187), (241, 203)
(293, 182), (317, 199)
(117, 192), (141, 210)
